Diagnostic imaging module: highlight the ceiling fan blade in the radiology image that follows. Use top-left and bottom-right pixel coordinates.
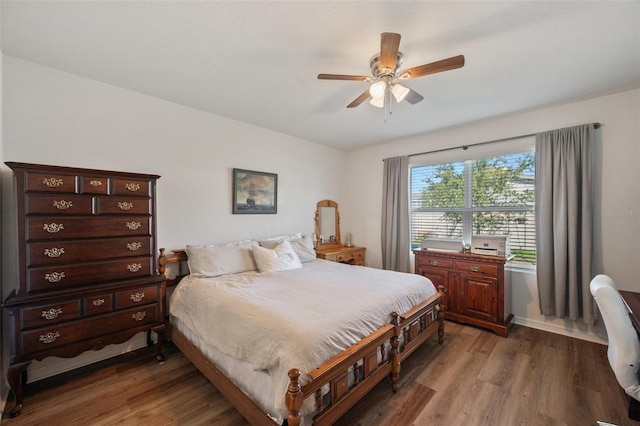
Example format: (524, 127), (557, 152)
(318, 74), (370, 81)
(405, 88), (424, 104)
(347, 90), (371, 108)
(400, 55), (465, 79)
(379, 32), (401, 72)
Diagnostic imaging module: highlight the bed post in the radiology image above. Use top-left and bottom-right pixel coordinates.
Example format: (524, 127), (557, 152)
(159, 248), (168, 277)
(390, 312), (401, 393)
(286, 369), (303, 426)
(437, 285), (446, 344)
(159, 248), (168, 322)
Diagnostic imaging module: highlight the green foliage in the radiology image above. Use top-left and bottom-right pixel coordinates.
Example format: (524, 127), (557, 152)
(511, 248), (537, 264)
(419, 153), (535, 234)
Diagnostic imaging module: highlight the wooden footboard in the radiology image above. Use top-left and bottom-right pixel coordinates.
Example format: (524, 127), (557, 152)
(285, 290), (443, 426)
(159, 248), (444, 426)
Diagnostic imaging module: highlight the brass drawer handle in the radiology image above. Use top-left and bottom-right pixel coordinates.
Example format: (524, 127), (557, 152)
(125, 221), (141, 230)
(127, 263), (142, 273)
(470, 265), (481, 272)
(127, 242), (142, 251)
(45, 272), (66, 283)
(39, 331), (60, 344)
(118, 201), (134, 211)
(53, 200), (73, 210)
(43, 223), (64, 233)
(429, 259), (440, 266)
(44, 247), (65, 258)
(132, 311), (146, 321)
(42, 177), (63, 188)
(89, 180), (102, 187)
(130, 292), (145, 302)
(41, 308), (62, 320)
(92, 298), (105, 306)
(125, 183), (140, 192)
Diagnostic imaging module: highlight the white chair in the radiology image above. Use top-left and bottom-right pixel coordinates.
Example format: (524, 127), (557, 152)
(590, 274), (640, 419)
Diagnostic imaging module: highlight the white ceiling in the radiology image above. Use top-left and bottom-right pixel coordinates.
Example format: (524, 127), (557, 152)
(2, 1), (639, 151)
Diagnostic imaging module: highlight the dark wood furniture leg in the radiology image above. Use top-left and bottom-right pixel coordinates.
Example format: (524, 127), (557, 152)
(152, 324), (167, 363)
(6, 361), (31, 418)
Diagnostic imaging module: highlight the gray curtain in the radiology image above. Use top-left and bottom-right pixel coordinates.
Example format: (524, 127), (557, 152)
(535, 124), (596, 324)
(381, 156), (410, 272)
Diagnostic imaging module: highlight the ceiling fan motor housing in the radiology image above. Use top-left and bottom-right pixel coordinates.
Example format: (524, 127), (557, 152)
(369, 52), (404, 78)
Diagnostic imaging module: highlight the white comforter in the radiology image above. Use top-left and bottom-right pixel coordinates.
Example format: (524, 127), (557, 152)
(169, 259), (436, 416)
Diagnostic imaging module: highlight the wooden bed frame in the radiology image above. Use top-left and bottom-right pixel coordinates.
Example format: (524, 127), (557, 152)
(158, 248), (444, 426)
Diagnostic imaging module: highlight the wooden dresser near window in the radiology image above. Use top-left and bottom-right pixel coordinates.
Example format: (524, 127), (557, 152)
(413, 249), (513, 337)
(2, 162), (166, 417)
(315, 245), (366, 266)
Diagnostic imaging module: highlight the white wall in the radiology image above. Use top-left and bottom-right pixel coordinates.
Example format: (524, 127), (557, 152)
(1, 56), (348, 382)
(344, 88), (640, 343)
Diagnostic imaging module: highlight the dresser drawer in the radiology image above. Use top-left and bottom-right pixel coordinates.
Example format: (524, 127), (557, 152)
(27, 237), (153, 267)
(112, 178), (151, 197)
(322, 253), (338, 262)
(25, 172), (77, 193)
(416, 255), (454, 269)
(79, 176), (109, 195)
(25, 194), (93, 215)
(336, 251), (364, 264)
(21, 304), (158, 354)
(27, 216), (151, 240)
(115, 285), (159, 309)
(454, 260), (499, 276)
(84, 293), (114, 316)
(27, 257), (153, 293)
(97, 197), (151, 215)
(21, 300), (81, 330)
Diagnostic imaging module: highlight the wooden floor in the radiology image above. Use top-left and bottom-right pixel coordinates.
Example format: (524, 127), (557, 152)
(2, 323), (637, 426)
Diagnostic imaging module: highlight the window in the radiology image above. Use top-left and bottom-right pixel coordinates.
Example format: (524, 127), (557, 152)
(410, 151), (536, 265)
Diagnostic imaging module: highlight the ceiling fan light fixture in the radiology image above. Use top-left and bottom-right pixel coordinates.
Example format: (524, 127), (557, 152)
(369, 96), (384, 108)
(369, 81), (386, 99)
(391, 83), (410, 102)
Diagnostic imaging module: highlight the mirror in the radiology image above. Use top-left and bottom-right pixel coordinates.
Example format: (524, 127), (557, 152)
(315, 199), (341, 248)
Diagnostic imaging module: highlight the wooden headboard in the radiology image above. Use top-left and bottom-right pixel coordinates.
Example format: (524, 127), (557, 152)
(158, 248), (189, 319)
(158, 247), (189, 287)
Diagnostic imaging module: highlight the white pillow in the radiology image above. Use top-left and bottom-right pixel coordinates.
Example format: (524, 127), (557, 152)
(257, 233), (303, 249)
(290, 234), (316, 263)
(186, 240), (256, 277)
(252, 240), (302, 273)
(258, 233), (316, 262)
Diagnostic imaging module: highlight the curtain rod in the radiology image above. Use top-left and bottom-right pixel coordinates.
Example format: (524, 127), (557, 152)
(399, 122), (601, 159)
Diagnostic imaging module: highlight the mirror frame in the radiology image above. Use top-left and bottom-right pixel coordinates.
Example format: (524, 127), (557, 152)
(315, 199), (341, 248)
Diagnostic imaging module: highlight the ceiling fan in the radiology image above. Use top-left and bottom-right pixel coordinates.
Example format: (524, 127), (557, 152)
(318, 32), (464, 110)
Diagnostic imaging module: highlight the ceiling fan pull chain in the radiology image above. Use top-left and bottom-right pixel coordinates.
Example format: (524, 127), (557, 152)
(385, 86), (392, 121)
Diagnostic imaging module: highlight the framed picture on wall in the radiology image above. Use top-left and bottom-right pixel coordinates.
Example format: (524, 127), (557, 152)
(232, 168), (278, 214)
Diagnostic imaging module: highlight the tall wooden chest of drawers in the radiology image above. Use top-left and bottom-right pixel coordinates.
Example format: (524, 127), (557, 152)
(2, 162), (166, 417)
(413, 249), (513, 337)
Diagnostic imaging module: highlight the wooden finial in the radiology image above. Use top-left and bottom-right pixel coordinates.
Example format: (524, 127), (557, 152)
(286, 369), (302, 426)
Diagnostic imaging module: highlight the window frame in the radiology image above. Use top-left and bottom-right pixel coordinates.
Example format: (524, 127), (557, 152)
(409, 136), (536, 267)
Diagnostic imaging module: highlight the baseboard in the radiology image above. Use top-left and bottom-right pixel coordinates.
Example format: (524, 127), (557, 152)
(513, 315), (608, 345)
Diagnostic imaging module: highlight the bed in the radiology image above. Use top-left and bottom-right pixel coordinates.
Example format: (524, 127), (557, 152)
(158, 235), (444, 426)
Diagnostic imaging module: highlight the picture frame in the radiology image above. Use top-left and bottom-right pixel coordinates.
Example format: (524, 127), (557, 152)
(232, 168), (278, 214)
